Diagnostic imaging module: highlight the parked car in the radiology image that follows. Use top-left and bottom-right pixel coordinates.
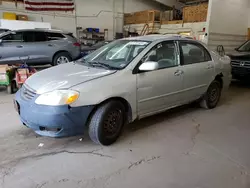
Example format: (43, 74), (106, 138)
(0, 29), (81, 65)
(228, 40), (250, 80)
(0, 28), (10, 34)
(14, 35), (231, 145)
(81, 41), (111, 57)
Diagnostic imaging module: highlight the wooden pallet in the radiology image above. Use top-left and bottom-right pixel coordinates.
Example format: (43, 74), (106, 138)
(161, 20), (184, 25)
(183, 3), (208, 22)
(124, 10), (161, 25)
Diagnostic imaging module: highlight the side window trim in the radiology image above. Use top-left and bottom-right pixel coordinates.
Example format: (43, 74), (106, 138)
(132, 40), (179, 74)
(179, 41), (212, 66)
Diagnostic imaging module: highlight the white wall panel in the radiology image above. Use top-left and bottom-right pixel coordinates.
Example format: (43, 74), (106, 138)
(206, 0), (249, 52)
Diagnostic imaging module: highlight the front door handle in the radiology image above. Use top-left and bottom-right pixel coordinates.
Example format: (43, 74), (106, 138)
(48, 44), (53, 47)
(16, 45), (23, 48)
(174, 70), (183, 76)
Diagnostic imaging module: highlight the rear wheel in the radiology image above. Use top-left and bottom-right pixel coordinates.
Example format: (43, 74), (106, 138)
(88, 101), (125, 145)
(53, 52), (72, 66)
(200, 80), (222, 109)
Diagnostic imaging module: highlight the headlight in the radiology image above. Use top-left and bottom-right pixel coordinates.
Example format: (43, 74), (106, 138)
(35, 90), (79, 106)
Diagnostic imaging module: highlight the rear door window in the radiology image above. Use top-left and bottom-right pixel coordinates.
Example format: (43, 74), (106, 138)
(23, 32), (47, 42)
(34, 32), (47, 42)
(23, 32), (35, 42)
(179, 42), (212, 65)
(47, 32), (65, 41)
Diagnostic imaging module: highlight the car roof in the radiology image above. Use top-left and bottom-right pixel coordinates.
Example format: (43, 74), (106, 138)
(120, 34), (195, 42)
(11, 29), (71, 34)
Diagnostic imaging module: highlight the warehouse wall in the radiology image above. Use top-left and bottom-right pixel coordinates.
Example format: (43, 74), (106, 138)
(154, 0), (182, 9)
(206, 0), (249, 53)
(0, 0), (170, 39)
(248, 6), (250, 27)
(159, 22), (206, 39)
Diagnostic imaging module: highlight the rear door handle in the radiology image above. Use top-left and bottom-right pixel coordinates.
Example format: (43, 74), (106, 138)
(16, 45), (23, 48)
(174, 70), (183, 76)
(48, 44), (53, 47)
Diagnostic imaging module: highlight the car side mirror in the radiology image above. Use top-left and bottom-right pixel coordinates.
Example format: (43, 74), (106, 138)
(235, 47), (238, 51)
(0, 39), (2, 43)
(139, 61), (159, 72)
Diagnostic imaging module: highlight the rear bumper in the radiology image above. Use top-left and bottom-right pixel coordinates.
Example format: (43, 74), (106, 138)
(71, 48), (81, 61)
(15, 89), (94, 137)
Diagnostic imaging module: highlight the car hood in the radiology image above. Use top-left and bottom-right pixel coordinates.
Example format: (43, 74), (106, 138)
(227, 51), (250, 60)
(25, 62), (116, 94)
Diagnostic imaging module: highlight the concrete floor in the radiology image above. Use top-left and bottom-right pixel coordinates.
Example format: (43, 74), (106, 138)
(0, 81), (250, 188)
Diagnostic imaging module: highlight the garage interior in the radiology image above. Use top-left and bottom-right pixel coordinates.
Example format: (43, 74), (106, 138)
(0, 0), (250, 188)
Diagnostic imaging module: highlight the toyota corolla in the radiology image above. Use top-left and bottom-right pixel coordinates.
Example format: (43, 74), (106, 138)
(14, 35), (232, 145)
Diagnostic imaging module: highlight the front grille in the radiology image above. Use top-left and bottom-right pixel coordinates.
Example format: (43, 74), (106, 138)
(231, 60), (250, 68)
(21, 84), (36, 100)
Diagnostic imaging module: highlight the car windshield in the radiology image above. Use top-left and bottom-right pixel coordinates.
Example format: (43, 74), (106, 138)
(77, 40), (150, 69)
(237, 40), (250, 52)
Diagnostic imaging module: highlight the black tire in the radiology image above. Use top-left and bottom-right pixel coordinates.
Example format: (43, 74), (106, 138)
(52, 52), (72, 66)
(200, 80), (222, 109)
(88, 101), (125, 146)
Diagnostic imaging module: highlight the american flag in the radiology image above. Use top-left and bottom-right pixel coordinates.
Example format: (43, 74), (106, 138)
(24, 0), (75, 11)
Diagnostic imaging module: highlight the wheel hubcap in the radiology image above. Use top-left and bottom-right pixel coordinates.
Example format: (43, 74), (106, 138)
(208, 84), (219, 103)
(57, 56), (69, 64)
(103, 109), (122, 138)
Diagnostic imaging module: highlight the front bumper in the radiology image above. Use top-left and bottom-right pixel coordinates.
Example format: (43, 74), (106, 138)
(232, 67), (250, 78)
(15, 89), (94, 137)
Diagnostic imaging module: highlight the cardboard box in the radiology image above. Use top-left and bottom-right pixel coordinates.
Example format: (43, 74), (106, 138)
(0, 65), (9, 73)
(183, 3), (208, 22)
(3, 12), (16, 20)
(17, 15), (28, 21)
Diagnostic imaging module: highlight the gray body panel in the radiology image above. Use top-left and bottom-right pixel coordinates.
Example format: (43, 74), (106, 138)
(25, 63), (116, 94)
(0, 29), (80, 64)
(24, 35), (232, 122)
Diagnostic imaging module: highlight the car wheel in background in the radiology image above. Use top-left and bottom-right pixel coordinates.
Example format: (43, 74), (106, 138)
(53, 52), (72, 66)
(88, 100), (125, 146)
(200, 80), (222, 109)
(7, 81), (17, 94)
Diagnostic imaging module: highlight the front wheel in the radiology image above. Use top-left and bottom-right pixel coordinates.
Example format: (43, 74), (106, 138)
(200, 80), (222, 109)
(88, 101), (125, 146)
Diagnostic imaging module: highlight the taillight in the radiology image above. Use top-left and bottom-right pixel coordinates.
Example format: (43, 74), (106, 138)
(73, 42), (81, 47)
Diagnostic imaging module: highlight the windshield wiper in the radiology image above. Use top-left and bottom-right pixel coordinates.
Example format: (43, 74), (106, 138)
(89, 62), (119, 70)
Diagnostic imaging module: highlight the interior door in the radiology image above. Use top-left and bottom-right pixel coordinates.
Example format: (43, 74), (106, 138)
(0, 32), (24, 64)
(136, 41), (183, 117)
(179, 41), (215, 101)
